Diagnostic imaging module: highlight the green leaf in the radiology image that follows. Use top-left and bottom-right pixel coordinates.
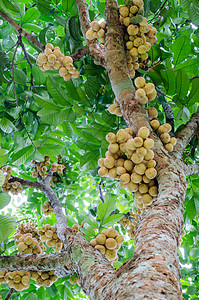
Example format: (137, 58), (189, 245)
(0, 215), (16, 243)
(12, 145), (34, 165)
(176, 70), (190, 99)
(84, 215), (99, 228)
(160, 69), (176, 95)
(37, 144), (65, 157)
(187, 78), (199, 105)
(46, 76), (70, 106)
(23, 7), (40, 23)
(77, 86), (91, 106)
(0, 51), (10, 65)
(81, 225), (95, 237)
(0, 193), (11, 209)
(189, 3), (199, 26)
(172, 36), (191, 65)
(24, 292), (37, 300)
(0, 117), (15, 133)
(32, 66), (46, 85)
(102, 214), (124, 227)
(148, 44), (161, 62)
(61, 122), (73, 138)
(13, 68), (27, 85)
(33, 94), (59, 110)
(0, 148), (8, 167)
(69, 16), (82, 42)
(189, 247), (199, 258)
(97, 196), (116, 224)
(186, 197), (196, 220)
(174, 59), (199, 77)
(0, 171), (5, 187)
(1, 0), (20, 13)
(37, 109), (67, 125)
(80, 150), (99, 169)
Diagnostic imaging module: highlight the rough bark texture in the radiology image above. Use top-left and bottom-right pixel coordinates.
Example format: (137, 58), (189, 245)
(75, 0), (105, 67)
(0, 9), (45, 51)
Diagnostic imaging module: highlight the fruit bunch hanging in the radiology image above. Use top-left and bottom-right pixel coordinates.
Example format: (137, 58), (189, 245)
(42, 201), (54, 215)
(4, 271), (31, 291)
(1, 165), (22, 195)
(30, 270), (57, 287)
(39, 224), (63, 252)
(90, 228), (124, 263)
(86, 20), (107, 43)
(31, 156), (65, 179)
(36, 44), (80, 81)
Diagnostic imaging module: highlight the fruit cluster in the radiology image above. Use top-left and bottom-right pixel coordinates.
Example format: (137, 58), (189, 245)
(4, 271), (30, 291)
(121, 210), (142, 239)
(0, 271), (7, 284)
(90, 228), (124, 263)
(71, 221), (85, 234)
(108, 99), (123, 117)
(14, 222), (46, 253)
(15, 233), (43, 255)
(42, 201), (54, 215)
(86, 20), (107, 43)
(36, 44), (80, 81)
(148, 107), (177, 152)
(98, 127), (158, 209)
(134, 77), (157, 104)
(39, 224), (63, 252)
(1, 166), (22, 195)
(119, 0), (157, 78)
(32, 156), (65, 179)
(30, 270), (57, 287)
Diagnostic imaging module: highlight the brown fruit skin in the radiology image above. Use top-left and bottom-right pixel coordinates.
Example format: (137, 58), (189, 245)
(96, 234), (106, 245)
(105, 238), (117, 250)
(106, 228), (117, 238)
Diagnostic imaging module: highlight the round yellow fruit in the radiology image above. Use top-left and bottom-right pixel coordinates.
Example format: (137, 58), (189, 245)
(95, 244), (106, 254)
(138, 127), (150, 139)
(139, 183), (148, 194)
(150, 119), (160, 129)
(149, 186), (158, 197)
(131, 172), (142, 183)
(148, 107), (158, 119)
(143, 138), (154, 149)
(127, 181), (139, 192)
(96, 233), (106, 245)
(105, 238), (117, 250)
(119, 5), (129, 18)
(135, 88), (146, 100)
(91, 21), (101, 31)
(106, 228), (117, 238)
(131, 153), (143, 164)
(158, 123), (172, 134)
(144, 149), (154, 160)
(98, 167), (109, 177)
(120, 173), (131, 184)
(134, 163), (146, 175)
(104, 156), (115, 169)
(145, 167), (157, 179)
(164, 143), (173, 152)
(133, 137), (143, 147)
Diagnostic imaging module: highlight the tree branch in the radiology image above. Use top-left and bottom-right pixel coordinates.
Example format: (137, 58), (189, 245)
(98, 179), (105, 203)
(0, 9), (45, 51)
(186, 163), (199, 176)
(0, 252), (73, 277)
(8, 176), (68, 246)
(175, 109), (199, 154)
(71, 45), (89, 61)
(75, 0), (105, 67)
(5, 289), (14, 300)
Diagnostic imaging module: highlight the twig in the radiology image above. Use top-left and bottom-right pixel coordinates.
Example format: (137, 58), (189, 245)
(5, 288), (14, 300)
(98, 179), (105, 203)
(71, 45), (89, 61)
(0, 43), (17, 58)
(0, 9), (45, 51)
(25, 3), (36, 11)
(149, 0), (168, 23)
(18, 34), (35, 89)
(11, 41), (20, 100)
(16, 218), (30, 224)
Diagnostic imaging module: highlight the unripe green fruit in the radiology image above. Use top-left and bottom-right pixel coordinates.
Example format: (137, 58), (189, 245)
(130, 15), (143, 24)
(119, 5), (129, 18)
(96, 234), (106, 245)
(145, 167), (157, 179)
